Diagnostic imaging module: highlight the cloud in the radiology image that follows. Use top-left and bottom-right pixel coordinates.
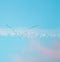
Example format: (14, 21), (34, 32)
(12, 55), (23, 62)
(29, 38), (60, 60)
(38, 46), (60, 59)
(12, 54), (42, 62)
(0, 28), (59, 37)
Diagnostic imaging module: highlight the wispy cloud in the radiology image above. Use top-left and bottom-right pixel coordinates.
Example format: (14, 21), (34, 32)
(12, 54), (42, 62)
(0, 28), (60, 38)
(0, 28), (60, 60)
(28, 38), (60, 59)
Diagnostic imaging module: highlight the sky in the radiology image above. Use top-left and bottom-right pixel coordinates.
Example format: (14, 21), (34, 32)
(0, 0), (60, 62)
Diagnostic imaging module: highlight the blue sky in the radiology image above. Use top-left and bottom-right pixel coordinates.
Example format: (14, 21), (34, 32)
(0, 0), (60, 28)
(0, 0), (60, 62)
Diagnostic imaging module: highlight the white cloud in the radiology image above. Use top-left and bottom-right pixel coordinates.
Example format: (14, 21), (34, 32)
(0, 28), (60, 38)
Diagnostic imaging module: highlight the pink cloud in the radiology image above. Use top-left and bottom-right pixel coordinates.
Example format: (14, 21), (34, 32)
(38, 45), (60, 59)
(28, 37), (60, 59)
(12, 55), (23, 62)
(12, 54), (41, 62)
